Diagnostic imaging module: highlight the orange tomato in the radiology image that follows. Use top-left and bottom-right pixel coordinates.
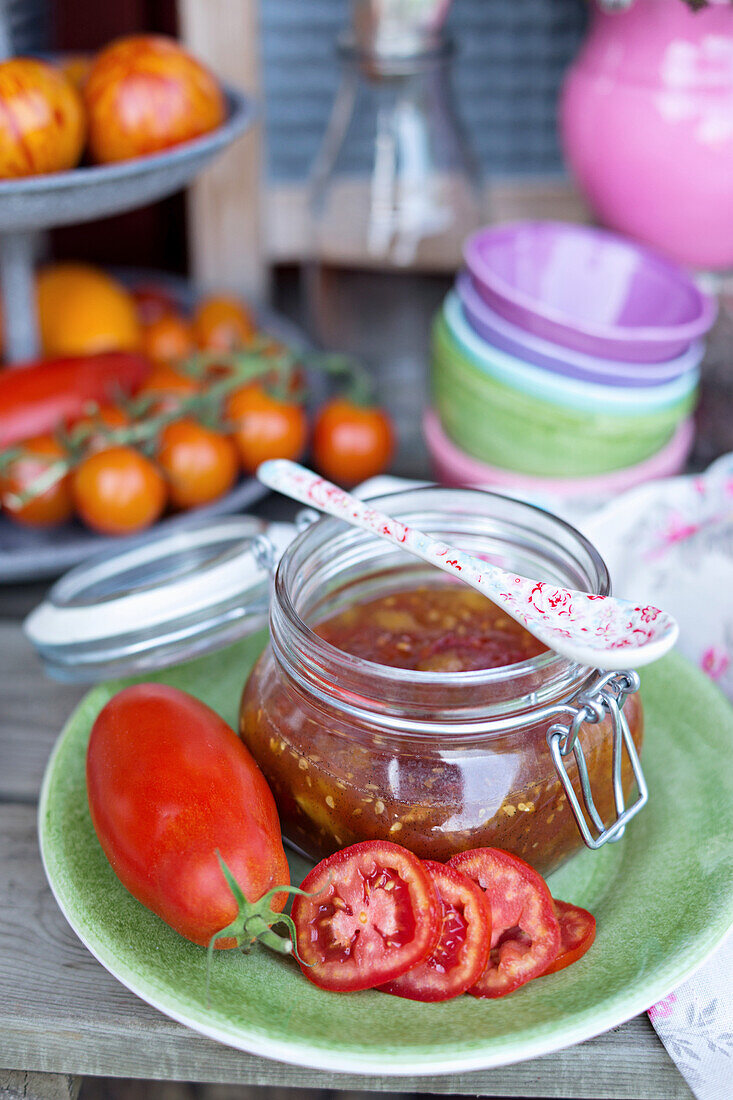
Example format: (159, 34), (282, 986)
(73, 446), (167, 536)
(226, 383), (307, 474)
(1, 435), (72, 527)
(157, 419), (239, 509)
(0, 58), (85, 178)
(192, 295), (257, 352)
(37, 264), (141, 358)
(84, 35), (225, 164)
(140, 313), (194, 366)
(312, 398), (394, 487)
(136, 363), (199, 414)
(70, 404), (130, 453)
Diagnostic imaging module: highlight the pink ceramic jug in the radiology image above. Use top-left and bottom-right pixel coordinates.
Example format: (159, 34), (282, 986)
(560, 0), (733, 271)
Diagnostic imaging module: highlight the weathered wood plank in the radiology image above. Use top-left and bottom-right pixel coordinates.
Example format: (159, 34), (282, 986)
(0, 1072), (80, 1100)
(0, 804), (692, 1099)
(0, 622), (84, 802)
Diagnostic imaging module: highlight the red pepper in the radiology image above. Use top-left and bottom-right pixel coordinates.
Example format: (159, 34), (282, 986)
(0, 351), (152, 448)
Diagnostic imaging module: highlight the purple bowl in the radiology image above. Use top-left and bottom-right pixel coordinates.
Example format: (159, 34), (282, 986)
(463, 221), (717, 363)
(457, 271), (704, 387)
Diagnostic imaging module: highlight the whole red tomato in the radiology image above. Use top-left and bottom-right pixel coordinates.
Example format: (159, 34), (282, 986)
(1, 435), (72, 527)
(84, 35), (225, 164)
(312, 398), (393, 487)
(227, 383), (307, 474)
(72, 445), (167, 535)
(158, 419), (239, 509)
(0, 58), (85, 178)
(86, 684), (291, 949)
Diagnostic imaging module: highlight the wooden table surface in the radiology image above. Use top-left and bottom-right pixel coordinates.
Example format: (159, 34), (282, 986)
(9, 283), (733, 1100)
(0, 544), (696, 1100)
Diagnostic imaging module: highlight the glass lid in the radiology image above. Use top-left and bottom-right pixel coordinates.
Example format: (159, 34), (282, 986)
(24, 516), (295, 683)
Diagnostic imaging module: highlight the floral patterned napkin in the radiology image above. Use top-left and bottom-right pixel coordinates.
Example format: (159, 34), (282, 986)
(577, 452), (733, 1100)
(361, 452), (733, 1099)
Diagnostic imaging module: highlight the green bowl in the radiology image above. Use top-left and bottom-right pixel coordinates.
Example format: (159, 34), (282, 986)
(38, 636), (733, 1075)
(431, 315), (696, 477)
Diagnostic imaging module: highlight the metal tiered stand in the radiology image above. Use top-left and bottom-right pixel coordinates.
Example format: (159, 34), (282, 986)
(0, 85), (263, 581)
(0, 86), (253, 363)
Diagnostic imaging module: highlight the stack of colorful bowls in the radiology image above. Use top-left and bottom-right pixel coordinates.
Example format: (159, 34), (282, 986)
(427, 221), (717, 497)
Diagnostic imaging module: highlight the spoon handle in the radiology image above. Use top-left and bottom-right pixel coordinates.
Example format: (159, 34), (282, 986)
(257, 460), (488, 586)
(257, 459), (678, 671)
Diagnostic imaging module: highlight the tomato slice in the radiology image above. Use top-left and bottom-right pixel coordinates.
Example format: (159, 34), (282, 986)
(291, 840), (441, 992)
(379, 860), (492, 1002)
(541, 899), (596, 976)
(448, 848), (561, 998)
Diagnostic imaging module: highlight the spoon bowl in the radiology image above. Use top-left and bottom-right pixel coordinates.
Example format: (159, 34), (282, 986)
(257, 460), (678, 671)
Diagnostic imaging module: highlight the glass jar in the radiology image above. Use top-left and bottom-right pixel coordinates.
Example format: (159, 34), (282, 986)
(305, 9), (482, 476)
(239, 487), (644, 876)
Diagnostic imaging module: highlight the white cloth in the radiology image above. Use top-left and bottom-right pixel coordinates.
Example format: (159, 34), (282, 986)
(361, 455), (733, 1100)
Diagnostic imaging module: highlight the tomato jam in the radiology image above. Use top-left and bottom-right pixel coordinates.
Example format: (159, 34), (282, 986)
(240, 578), (643, 874)
(315, 586), (546, 672)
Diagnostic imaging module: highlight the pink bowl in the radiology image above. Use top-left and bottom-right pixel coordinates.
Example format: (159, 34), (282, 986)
(463, 221), (716, 363)
(423, 408), (695, 499)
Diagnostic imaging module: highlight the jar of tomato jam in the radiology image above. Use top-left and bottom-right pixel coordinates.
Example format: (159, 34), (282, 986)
(25, 486), (645, 874)
(239, 487), (645, 875)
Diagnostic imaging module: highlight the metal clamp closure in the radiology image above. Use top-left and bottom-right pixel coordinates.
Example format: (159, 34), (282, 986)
(251, 534), (278, 575)
(547, 670), (647, 850)
(252, 511), (319, 576)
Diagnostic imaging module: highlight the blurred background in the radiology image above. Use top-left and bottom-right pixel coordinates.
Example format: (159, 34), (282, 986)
(40, 0), (588, 280)
(2, 0), (731, 566)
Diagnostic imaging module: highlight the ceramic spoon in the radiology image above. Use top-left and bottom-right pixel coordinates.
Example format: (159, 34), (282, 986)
(257, 460), (678, 671)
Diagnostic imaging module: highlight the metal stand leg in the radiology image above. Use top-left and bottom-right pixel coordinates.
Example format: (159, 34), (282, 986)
(0, 229), (41, 363)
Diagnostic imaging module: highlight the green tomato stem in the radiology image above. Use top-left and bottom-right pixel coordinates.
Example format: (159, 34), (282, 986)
(205, 853), (324, 1003)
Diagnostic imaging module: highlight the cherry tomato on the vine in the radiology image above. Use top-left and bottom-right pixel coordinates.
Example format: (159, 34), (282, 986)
(136, 363), (200, 415)
(70, 404), (130, 453)
(193, 295), (256, 352)
(87, 684), (291, 948)
(141, 312), (194, 366)
(72, 445), (167, 535)
(448, 848), (561, 998)
(312, 398), (393, 487)
(0, 434), (72, 527)
(291, 840), (441, 993)
(379, 860), (492, 1002)
(158, 418), (239, 509)
(226, 383), (307, 473)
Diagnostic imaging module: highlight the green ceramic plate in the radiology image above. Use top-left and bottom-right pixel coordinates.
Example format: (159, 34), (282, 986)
(38, 638), (733, 1075)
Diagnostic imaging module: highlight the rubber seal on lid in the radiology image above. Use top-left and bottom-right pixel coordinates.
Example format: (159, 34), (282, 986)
(24, 515), (295, 683)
